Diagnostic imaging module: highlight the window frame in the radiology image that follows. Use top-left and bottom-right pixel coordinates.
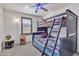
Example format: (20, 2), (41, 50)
(21, 17), (32, 35)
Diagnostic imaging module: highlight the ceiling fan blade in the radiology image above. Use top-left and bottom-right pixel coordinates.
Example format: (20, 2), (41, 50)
(31, 6), (36, 7)
(28, 5), (35, 8)
(41, 7), (48, 11)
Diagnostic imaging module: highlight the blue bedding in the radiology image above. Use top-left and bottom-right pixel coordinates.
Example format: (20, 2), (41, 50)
(33, 38), (60, 56)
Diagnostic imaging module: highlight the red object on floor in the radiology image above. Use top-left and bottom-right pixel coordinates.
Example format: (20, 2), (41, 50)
(19, 34), (26, 45)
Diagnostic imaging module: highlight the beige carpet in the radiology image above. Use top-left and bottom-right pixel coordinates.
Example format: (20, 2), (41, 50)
(0, 42), (41, 56)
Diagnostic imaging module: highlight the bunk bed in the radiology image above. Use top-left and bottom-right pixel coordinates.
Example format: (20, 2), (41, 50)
(32, 32), (61, 56)
(32, 10), (78, 56)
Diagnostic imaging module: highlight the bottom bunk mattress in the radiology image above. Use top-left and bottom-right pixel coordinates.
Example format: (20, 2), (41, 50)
(32, 38), (60, 56)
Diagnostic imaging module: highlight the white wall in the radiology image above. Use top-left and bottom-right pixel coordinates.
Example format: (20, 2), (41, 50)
(0, 6), (4, 51)
(43, 4), (79, 52)
(3, 9), (41, 44)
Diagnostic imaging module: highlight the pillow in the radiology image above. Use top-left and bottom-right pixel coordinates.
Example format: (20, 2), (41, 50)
(41, 32), (48, 38)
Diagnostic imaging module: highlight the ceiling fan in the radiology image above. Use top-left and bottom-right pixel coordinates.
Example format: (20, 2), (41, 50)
(32, 3), (48, 13)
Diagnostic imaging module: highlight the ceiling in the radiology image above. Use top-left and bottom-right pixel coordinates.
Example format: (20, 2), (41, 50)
(0, 3), (71, 17)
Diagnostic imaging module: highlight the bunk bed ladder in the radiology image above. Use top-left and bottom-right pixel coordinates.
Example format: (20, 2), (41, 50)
(52, 17), (63, 56)
(42, 17), (63, 56)
(41, 19), (56, 56)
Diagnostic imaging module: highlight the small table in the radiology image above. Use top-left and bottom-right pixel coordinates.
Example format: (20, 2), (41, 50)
(2, 40), (14, 49)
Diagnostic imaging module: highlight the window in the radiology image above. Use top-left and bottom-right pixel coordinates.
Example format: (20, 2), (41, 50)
(21, 17), (32, 35)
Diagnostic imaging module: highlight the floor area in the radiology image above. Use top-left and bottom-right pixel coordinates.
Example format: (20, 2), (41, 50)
(0, 42), (41, 56)
(0, 42), (79, 56)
